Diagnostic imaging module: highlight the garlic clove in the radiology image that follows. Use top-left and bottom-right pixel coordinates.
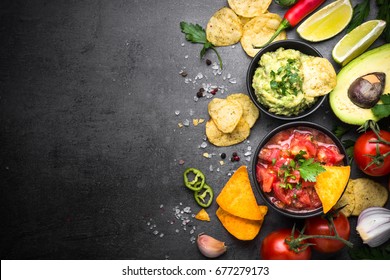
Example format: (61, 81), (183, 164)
(197, 233), (227, 258)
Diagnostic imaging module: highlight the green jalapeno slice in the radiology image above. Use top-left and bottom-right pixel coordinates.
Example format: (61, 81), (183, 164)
(183, 168), (205, 191)
(194, 184), (214, 208)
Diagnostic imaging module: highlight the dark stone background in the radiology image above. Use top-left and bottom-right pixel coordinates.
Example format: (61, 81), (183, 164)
(1, 0), (388, 259)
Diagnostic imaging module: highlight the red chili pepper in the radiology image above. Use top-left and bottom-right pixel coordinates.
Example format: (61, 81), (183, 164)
(254, 0), (326, 48)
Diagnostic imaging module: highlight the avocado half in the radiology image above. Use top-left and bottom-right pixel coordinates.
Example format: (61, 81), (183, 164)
(329, 44), (390, 125)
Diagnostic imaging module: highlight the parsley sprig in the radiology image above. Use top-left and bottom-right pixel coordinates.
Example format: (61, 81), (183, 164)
(180, 22), (223, 69)
(278, 151), (325, 190)
(372, 94), (390, 119)
(298, 158), (326, 182)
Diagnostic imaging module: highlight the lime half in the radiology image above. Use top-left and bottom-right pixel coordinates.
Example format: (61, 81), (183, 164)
(297, 0), (353, 42)
(332, 20), (387, 66)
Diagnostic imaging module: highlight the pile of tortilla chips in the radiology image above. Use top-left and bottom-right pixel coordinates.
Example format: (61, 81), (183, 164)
(205, 0), (287, 57)
(216, 166), (268, 240)
(315, 165), (350, 213)
(206, 93), (259, 146)
(334, 178), (389, 217)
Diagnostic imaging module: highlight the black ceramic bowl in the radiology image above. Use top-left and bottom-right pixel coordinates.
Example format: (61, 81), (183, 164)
(251, 121), (350, 219)
(246, 39), (327, 121)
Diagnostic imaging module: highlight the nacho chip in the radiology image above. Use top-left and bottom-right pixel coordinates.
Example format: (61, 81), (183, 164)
(315, 165), (351, 214)
(206, 118), (250, 147)
(351, 178), (388, 216)
(301, 56), (337, 97)
(238, 15), (252, 26)
(208, 98), (243, 133)
(206, 7), (243, 47)
(216, 206), (267, 240)
(334, 179), (355, 217)
(195, 208), (211, 222)
(241, 14), (287, 57)
(216, 165), (262, 220)
(228, 0), (272, 17)
(227, 93), (260, 128)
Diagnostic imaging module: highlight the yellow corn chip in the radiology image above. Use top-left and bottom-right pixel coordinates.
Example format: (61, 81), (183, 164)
(228, 0), (272, 17)
(205, 118), (250, 147)
(206, 7), (243, 47)
(216, 206), (267, 240)
(315, 165), (351, 214)
(195, 208), (211, 222)
(240, 14), (287, 57)
(227, 93), (259, 128)
(216, 165), (262, 220)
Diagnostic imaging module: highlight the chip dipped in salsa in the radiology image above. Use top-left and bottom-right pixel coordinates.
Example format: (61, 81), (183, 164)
(255, 126), (345, 213)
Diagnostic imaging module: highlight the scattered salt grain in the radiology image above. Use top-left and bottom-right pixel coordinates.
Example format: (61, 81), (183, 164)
(209, 165), (214, 172)
(229, 78), (237, 84)
(183, 119), (190, 127)
(153, 230), (159, 235)
(185, 55), (189, 59)
(245, 156), (251, 162)
(159, 233), (165, 238)
(200, 142), (207, 149)
(244, 151), (252, 156)
(175, 110), (180, 116)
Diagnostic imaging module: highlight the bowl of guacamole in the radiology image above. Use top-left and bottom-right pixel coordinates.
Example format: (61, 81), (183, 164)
(246, 40), (330, 120)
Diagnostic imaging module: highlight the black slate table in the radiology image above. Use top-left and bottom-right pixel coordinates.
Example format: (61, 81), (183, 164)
(1, 0), (389, 260)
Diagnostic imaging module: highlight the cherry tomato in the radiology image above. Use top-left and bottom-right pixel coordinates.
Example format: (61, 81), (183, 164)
(305, 212), (350, 253)
(354, 130), (390, 177)
(261, 228), (311, 260)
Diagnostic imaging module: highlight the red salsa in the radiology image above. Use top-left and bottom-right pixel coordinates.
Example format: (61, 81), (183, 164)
(256, 127), (345, 213)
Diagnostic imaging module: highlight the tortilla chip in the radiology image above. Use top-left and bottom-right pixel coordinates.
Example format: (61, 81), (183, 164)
(351, 178), (388, 216)
(228, 0), (272, 17)
(206, 118), (250, 147)
(315, 165), (351, 214)
(206, 7), (243, 47)
(208, 98), (243, 133)
(216, 165), (262, 220)
(216, 206), (267, 240)
(227, 93), (259, 128)
(334, 179), (355, 217)
(195, 208), (211, 222)
(240, 14), (287, 57)
(301, 56), (337, 97)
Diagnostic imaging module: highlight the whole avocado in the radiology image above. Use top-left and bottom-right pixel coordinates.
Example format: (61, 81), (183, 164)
(329, 44), (390, 125)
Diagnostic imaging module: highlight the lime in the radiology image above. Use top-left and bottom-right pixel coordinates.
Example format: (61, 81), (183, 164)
(297, 0), (353, 42)
(332, 20), (387, 66)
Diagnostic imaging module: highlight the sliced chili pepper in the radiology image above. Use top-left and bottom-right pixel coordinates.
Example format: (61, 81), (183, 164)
(183, 168), (205, 191)
(194, 184), (214, 208)
(254, 0), (326, 49)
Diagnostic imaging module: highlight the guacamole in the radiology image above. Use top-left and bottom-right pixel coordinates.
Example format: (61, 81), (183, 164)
(252, 47), (317, 116)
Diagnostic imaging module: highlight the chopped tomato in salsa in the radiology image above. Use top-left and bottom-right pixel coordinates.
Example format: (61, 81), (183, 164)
(256, 128), (344, 212)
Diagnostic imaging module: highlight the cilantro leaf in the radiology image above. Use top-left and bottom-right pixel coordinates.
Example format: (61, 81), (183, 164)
(298, 158), (326, 182)
(180, 21), (223, 69)
(333, 125), (350, 139)
(346, 0), (370, 33)
(372, 94), (390, 119)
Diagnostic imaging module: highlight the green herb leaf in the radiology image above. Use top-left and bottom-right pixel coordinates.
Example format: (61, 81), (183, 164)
(333, 125), (350, 139)
(180, 21), (223, 69)
(342, 139), (355, 163)
(298, 158), (326, 182)
(346, 0), (370, 33)
(349, 241), (390, 260)
(372, 94), (390, 119)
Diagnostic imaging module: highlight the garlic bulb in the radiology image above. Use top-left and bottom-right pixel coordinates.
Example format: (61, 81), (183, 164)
(356, 207), (390, 247)
(197, 233), (227, 258)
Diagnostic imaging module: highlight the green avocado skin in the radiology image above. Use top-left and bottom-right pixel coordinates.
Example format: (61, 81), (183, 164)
(329, 44), (390, 125)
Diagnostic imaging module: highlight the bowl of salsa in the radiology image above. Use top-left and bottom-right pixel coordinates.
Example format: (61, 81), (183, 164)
(252, 121), (349, 218)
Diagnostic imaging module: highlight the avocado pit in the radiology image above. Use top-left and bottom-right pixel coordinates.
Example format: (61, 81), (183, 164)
(347, 72), (386, 109)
